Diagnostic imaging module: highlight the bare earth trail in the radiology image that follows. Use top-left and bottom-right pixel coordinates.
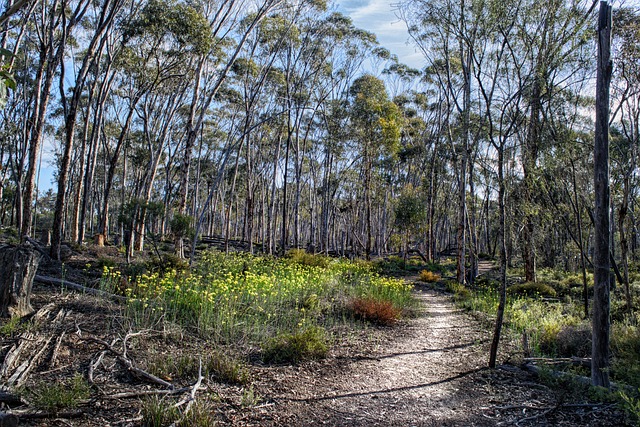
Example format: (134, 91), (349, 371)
(246, 281), (626, 426)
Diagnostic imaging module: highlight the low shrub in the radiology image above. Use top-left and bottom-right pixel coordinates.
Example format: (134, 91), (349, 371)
(349, 297), (401, 326)
(206, 351), (250, 385)
(554, 323), (592, 358)
(262, 326), (329, 364)
(507, 281), (557, 298)
(285, 249), (329, 268)
(445, 280), (470, 300)
(419, 270), (441, 283)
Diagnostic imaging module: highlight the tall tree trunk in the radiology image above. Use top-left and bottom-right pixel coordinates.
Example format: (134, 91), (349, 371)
(592, 0), (612, 389)
(489, 141), (507, 368)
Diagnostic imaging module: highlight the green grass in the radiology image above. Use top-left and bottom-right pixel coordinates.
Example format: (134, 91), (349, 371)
(455, 269), (640, 391)
(26, 373), (90, 412)
(103, 250), (415, 360)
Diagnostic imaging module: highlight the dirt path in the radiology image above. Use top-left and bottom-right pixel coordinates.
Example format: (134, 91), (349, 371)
(247, 286), (627, 427)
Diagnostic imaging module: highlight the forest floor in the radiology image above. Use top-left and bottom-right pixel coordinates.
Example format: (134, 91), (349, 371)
(0, 253), (631, 426)
(244, 284), (628, 427)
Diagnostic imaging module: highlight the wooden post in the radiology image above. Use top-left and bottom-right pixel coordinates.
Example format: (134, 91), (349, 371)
(0, 245), (42, 318)
(592, 0), (613, 389)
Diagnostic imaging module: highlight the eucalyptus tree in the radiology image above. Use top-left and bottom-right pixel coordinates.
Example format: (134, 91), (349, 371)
(17, 0), (90, 241)
(50, 0), (128, 260)
(316, 12), (380, 255)
(400, 0), (479, 284)
(348, 74), (401, 260)
(610, 6), (640, 313)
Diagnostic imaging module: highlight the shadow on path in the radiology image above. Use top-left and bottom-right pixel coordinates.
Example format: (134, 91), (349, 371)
(287, 367), (487, 403)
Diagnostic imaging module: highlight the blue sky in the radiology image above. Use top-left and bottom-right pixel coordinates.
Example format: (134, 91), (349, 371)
(336, 0), (424, 69)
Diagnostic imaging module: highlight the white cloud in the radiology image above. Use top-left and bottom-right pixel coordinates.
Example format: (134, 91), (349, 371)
(336, 0), (423, 69)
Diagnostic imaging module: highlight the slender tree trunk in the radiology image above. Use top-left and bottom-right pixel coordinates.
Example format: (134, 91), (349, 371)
(489, 141), (507, 368)
(592, 0), (612, 389)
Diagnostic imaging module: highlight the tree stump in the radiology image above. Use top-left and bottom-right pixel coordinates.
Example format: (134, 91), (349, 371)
(0, 245), (42, 318)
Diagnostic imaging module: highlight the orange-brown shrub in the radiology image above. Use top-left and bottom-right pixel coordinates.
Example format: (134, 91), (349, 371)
(349, 297), (401, 326)
(419, 270), (441, 282)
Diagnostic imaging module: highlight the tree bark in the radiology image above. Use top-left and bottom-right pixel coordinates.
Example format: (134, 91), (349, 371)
(0, 245), (41, 318)
(592, 0), (612, 389)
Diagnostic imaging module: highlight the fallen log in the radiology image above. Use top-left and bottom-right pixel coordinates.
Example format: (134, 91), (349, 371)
(524, 357), (591, 368)
(34, 275), (126, 303)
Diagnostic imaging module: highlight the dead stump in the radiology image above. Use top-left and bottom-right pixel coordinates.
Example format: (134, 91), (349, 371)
(0, 245), (42, 318)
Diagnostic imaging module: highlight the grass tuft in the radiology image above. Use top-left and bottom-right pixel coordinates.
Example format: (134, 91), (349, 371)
(262, 326), (329, 364)
(27, 373), (90, 412)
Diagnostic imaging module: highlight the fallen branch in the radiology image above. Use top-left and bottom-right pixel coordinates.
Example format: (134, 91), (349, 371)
(107, 387), (192, 400)
(80, 335), (174, 389)
(34, 275), (126, 303)
(169, 359), (204, 427)
(524, 357), (591, 368)
(0, 391), (24, 407)
(522, 362), (636, 393)
(88, 338), (118, 383)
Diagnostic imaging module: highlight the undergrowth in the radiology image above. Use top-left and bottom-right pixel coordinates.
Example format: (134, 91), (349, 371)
(101, 250), (415, 360)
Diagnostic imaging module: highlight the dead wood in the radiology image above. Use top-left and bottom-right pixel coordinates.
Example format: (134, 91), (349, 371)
(0, 391), (24, 407)
(23, 236), (51, 262)
(0, 245), (42, 317)
(80, 334), (174, 389)
(169, 360), (204, 427)
(34, 275), (126, 303)
(48, 331), (66, 368)
(523, 356), (591, 368)
(106, 387), (192, 400)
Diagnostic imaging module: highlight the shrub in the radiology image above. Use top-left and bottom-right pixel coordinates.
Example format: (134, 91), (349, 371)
(419, 270), (440, 282)
(445, 280), (470, 300)
(263, 326), (329, 364)
(285, 249), (329, 268)
(148, 253), (189, 274)
(507, 281), (557, 298)
(349, 297), (401, 326)
(555, 323), (592, 358)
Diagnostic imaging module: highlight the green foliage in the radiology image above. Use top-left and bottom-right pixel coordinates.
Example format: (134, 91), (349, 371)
(507, 282), (557, 298)
(445, 280), (470, 300)
(125, 0), (212, 55)
(394, 187), (425, 232)
(27, 373), (90, 412)
(205, 351), (250, 385)
(611, 322), (640, 388)
(109, 250), (415, 351)
(349, 74), (402, 156)
(285, 249), (329, 268)
(141, 395), (180, 427)
(0, 316), (23, 336)
(146, 351), (249, 385)
(170, 213), (193, 239)
(617, 389), (640, 425)
(262, 326), (329, 364)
